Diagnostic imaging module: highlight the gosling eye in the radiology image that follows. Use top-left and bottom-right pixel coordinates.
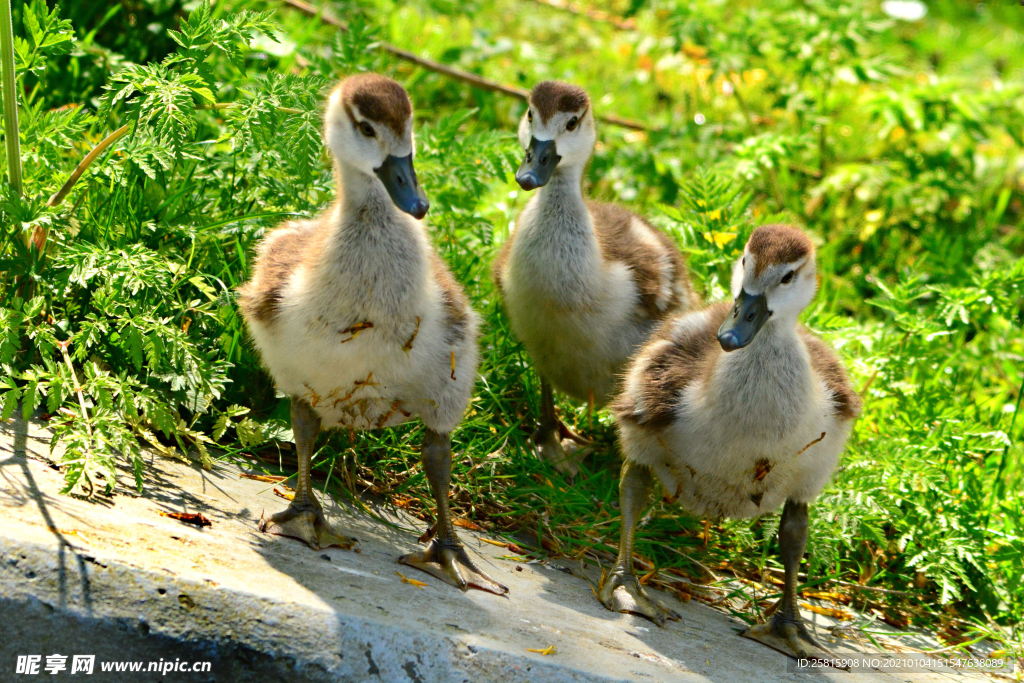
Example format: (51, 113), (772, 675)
(566, 115), (579, 131)
(742, 257), (746, 267)
(527, 109), (533, 122)
(359, 121), (376, 138)
(781, 270), (795, 284)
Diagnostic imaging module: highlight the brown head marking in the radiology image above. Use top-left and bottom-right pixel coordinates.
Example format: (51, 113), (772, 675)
(337, 73), (412, 137)
(529, 81), (590, 124)
(746, 224), (814, 276)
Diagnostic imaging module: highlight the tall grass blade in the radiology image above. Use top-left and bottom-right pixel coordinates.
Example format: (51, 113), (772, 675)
(0, 0), (21, 196)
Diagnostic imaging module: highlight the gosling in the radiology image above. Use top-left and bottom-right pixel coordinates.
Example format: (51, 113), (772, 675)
(493, 81), (698, 475)
(601, 224), (861, 659)
(239, 74), (506, 595)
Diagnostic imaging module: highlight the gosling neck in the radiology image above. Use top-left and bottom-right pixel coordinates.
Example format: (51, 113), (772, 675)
(712, 318), (811, 436)
(516, 160), (603, 307)
(319, 159), (425, 312)
(533, 162), (588, 228)
(334, 160), (401, 229)
(747, 316), (800, 351)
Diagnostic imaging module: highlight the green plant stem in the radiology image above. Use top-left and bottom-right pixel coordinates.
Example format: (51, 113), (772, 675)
(197, 102), (301, 115)
(48, 124), (130, 207)
(731, 82), (755, 132)
(0, 0), (22, 196)
(59, 341), (95, 496)
(1, 0), (32, 337)
(985, 368), (1024, 528)
(48, 101), (301, 208)
(523, 0), (637, 31)
(732, 81), (784, 206)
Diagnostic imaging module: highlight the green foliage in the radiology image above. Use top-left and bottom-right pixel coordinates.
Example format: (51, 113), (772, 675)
(13, 0), (74, 77)
(1, 0), (1022, 650)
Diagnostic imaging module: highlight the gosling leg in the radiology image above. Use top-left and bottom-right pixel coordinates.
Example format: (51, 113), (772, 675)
(598, 460), (681, 625)
(399, 429), (508, 595)
(743, 499), (834, 660)
(258, 397), (358, 550)
(532, 379), (592, 477)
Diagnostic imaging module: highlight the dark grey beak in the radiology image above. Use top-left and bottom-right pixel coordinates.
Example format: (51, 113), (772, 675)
(717, 290), (771, 352)
(374, 154), (429, 219)
(515, 137), (560, 191)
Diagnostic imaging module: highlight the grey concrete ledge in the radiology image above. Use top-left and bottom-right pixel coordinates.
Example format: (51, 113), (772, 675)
(1, 415), (992, 682)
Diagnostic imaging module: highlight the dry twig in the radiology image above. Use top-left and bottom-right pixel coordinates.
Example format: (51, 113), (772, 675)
(281, 0), (648, 131)
(524, 0), (637, 31)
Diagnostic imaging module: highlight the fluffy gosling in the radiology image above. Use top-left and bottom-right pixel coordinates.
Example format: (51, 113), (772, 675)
(239, 74), (506, 595)
(602, 224), (861, 659)
(493, 81), (698, 475)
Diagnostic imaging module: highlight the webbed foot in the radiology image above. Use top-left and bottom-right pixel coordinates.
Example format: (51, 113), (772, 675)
(533, 421), (593, 477)
(598, 568), (681, 626)
(743, 612), (839, 663)
(259, 504), (358, 551)
(399, 538), (509, 595)
(553, 418), (592, 446)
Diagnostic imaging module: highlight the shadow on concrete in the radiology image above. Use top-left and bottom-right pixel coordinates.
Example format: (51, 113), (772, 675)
(1, 411), (856, 682)
(245, 440), (523, 681)
(241, 433), (815, 683)
(0, 413), (95, 618)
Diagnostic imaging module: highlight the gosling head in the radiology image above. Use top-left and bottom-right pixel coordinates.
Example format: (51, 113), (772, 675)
(325, 73), (429, 219)
(515, 81), (595, 190)
(717, 225), (817, 352)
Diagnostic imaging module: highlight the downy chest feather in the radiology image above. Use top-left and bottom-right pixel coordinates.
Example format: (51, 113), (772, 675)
(706, 328), (816, 441)
(506, 187), (604, 311)
(302, 206), (429, 341)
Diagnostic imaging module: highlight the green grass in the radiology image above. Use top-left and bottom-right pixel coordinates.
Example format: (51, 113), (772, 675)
(1, 0), (1022, 660)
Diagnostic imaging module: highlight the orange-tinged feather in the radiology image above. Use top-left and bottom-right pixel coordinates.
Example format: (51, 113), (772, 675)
(396, 572), (428, 589)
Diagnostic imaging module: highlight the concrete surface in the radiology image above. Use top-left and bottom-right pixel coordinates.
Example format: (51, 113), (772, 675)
(0, 414), (1000, 682)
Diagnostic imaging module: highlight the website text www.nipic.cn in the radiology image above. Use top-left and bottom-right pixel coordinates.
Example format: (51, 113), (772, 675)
(15, 655), (213, 675)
